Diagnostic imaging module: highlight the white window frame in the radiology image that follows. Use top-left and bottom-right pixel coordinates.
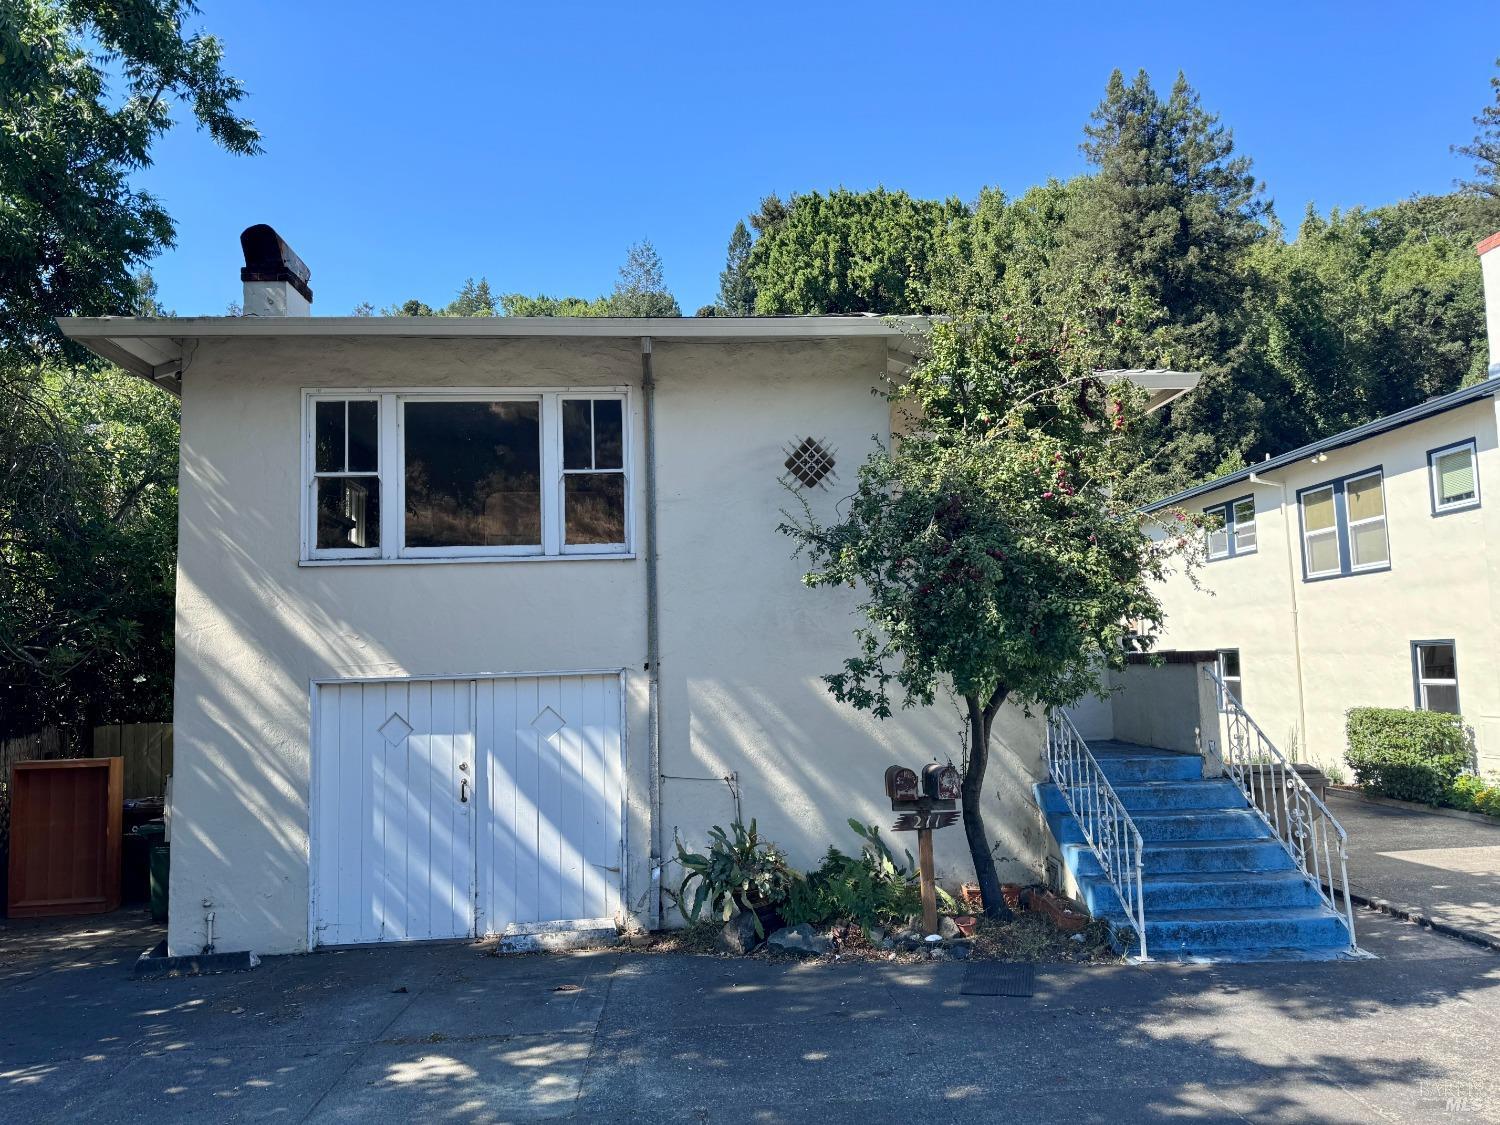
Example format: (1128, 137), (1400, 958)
(1412, 640), (1460, 714)
(557, 396), (631, 556)
(305, 395), (386, 560)
(1231, 496), (1257, 555)
(1299, 484), (1340, 579)
(301, 387), (632, 565)
(1429, 439), (1480, 515)
(1216, 648), (1242, 711)
(1204, 504), (1230, 560)
(1344, 469), (1389, 573)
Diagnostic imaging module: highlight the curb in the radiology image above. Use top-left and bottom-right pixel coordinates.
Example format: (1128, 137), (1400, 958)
(1327, 787), (1500, 829)
(133, 940), (260, 979)
(1343, 891), (1500, 955)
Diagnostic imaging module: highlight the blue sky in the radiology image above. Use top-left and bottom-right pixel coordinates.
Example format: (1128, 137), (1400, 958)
(135, 1), (1500, 317)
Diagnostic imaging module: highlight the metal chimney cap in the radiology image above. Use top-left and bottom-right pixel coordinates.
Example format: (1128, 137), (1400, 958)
(239, 224), (312, 302)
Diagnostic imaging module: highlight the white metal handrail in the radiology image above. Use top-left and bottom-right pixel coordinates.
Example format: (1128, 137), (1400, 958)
(1204, 666), (1358, 950)
(1045, 709), (1149, 960)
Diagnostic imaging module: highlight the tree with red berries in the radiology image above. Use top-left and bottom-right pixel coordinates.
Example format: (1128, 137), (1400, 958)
(780, 272), (1197, 918)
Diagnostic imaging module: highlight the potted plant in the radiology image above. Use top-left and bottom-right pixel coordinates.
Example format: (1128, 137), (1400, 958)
(672, 819), (794, 937)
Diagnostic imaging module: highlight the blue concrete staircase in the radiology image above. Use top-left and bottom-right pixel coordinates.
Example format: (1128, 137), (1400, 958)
(1035, 741), (1355, 961)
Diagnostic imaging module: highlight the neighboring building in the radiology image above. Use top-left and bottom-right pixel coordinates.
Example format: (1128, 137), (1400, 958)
(60, 227), (1194, 957)
(1137, 234), (1500, 778)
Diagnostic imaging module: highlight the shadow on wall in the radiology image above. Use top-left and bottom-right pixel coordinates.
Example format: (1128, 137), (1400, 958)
(657, 666), (1046, 901)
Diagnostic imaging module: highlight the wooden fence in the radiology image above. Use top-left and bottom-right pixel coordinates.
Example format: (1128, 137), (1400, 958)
(91, 723), (173, 801)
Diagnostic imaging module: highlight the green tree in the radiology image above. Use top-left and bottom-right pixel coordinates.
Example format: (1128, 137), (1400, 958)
(501, 293), (608, 317)
(605, 239), (681, 317)
(442, 277), (497, 317)
(779, 277), (1191, 916)
(1, 0), (260, 361)
(746, 188), (967, 315)
(1454, 57), (1500, 203)
(716, 220), (756, 314)
(0, 363), (179, 736)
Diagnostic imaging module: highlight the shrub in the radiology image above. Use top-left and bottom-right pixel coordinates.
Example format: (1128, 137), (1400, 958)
(1345, 708), (1475, 804)
(781, 819), (942, 932)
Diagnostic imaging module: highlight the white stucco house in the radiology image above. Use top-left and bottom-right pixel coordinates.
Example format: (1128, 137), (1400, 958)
(58, 227), (1198, 957)
(1133, 231), (1500, 779)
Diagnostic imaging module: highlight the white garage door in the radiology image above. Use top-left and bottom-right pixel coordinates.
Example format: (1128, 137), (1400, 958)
(311, 674), (623, 946)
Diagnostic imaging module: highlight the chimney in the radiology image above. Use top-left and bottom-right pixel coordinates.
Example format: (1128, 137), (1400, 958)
(239, 224), (312, 315)
(1479, 232), (1500, 377)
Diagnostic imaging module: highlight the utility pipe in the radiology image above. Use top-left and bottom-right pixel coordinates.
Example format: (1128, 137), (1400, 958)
(1249, 471), (1309, 760)
(640, 337), (664, 929)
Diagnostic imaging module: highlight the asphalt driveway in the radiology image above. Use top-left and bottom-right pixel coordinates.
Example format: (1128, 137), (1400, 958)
(2, 906), (1498, 1123)
(1330, 789), (1500, 948)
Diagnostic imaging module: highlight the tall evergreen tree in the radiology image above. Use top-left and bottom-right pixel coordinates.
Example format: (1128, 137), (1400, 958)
(1455, 57), (1500, 203)
(605, 239), (681, 317)
(716, 221), (756, 315)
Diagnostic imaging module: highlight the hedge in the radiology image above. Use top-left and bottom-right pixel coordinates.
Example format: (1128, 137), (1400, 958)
(1345, 707), (1475, 805)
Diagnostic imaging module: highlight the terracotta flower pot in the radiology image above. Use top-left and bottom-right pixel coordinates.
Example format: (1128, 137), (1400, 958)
(952, 914), (978, 937)
(1001, 883), (1023, 911)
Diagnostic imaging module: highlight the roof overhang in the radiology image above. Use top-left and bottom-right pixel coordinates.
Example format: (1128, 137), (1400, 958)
(55, 315), (1198, 411)
(1098, 369), (1200, 414)
(56, 314), (933, 396)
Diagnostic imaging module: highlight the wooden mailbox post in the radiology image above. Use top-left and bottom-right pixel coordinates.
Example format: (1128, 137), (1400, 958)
(885, 762), (962, 937)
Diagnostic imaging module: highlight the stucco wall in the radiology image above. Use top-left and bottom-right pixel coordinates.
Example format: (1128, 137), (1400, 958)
(1108, 659), (1222, 772)
(1148, 398), (1500, 779)
(169, 334), (1046, 956)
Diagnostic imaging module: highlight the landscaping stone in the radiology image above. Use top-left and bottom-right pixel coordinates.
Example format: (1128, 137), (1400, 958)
(890, 926), (924, 951)
(938, 916), (961, 940)
(717, 911), (762, 955)
(765, 923), (832, 956)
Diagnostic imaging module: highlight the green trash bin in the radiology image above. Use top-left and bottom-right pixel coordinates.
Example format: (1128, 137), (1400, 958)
(133, 822), (169, 923)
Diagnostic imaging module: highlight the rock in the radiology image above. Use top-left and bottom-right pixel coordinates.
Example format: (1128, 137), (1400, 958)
(866, 926), (887, 947)
(766, 923), (832, 956)
(1070, 933), (1086, 944)
(946, 939), (973, 960)
(717, 911), (761, 956)
(890, 926), (925, 951)
(938, 916), (961, 940)
(880, 938), (895, 950)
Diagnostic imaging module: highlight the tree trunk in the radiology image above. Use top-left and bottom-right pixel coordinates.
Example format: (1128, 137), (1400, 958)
(962, 686), (1011, 920)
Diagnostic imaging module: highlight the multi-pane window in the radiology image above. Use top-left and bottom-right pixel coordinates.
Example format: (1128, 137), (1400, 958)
(561, 398), (626, 549)
(1429, 440), (1480, 514)
(1412, 641), (1459, 714)
(1345, 471), (1389, 570)
(1204, 495), (1257, 561)
(1217, 649), (1243, 710)
(303, 391), (629, 561)
(1298, 470), (1389, 580)
(313, 399), (381, 554)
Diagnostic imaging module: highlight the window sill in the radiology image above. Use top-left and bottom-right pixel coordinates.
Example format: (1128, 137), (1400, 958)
(1432, 501), (1480, 518)
(1302, 562), (1391, 583)
(298, 553), (636, 568)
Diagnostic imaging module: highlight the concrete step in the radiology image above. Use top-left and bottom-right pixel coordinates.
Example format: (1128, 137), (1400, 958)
(1092, 752), (1204, 784)
(1046, 805), (1269, 844)
(1076, 869), (1324, 915)
(498, 918), (619, 954)
(1135, 906), (1352, 956)
(1037, 779), (1248, 814)
(1065, 837), (1297, 877)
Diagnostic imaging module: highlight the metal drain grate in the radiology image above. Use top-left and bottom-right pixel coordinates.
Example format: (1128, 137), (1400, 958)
(960, 961), (1035, 997)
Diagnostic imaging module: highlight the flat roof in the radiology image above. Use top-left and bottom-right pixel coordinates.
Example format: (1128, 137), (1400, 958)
(1144, 372), (1500, 512)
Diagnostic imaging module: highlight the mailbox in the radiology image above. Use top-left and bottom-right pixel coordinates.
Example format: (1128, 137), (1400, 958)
(884, 765), (919, 805)
(921, 763), (962, 802)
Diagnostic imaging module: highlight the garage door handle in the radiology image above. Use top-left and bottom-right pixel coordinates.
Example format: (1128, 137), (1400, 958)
(459, 778), (469, 803)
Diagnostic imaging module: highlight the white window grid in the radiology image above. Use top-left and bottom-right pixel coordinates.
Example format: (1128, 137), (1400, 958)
(302, 388), (631, 563)
(1345, 470), (1388, 572)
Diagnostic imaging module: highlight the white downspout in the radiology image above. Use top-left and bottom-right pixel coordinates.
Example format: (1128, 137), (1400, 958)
(640, 337), (664, 929)
(1249, 471), (1308, 761)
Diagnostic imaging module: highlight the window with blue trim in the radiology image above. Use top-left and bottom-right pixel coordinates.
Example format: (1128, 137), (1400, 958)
(1429, 440), (1479, 515)
(1204, 495), (1256, 560)
(1298, 469), (1389, 580)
